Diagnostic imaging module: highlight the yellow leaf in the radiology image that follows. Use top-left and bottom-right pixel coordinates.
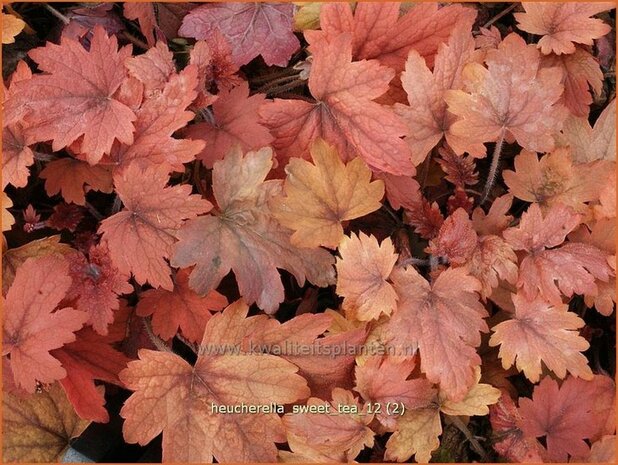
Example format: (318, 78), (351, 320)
(293, 2), (322, 31)
(336, 232), (398, 321)
(2, 12), (25, 44)
(385, 406), (442, 463)
(273, 139), (384, 248)
(440, 368), (501, 416)
(2, 191), (15, 233)
(2, 383), (93, 462)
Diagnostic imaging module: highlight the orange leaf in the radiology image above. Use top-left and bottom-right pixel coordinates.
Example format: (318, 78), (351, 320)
(171, 147), (335, 313)
(125, 41), (175, 98)
(40, 158), (113, 206)
(305, 2), (476, 72)
(395, 18), (484, 164)
(336, 232), (398, 321)
(489, 293), (592, 383)
(542, 47), (604, 117)
(471, 194), (514, 236)
(503, 149), (612, 213)
(557, 98), (616, 163)
(136, 268), (227, 343)
(119, 300), (310, 462)
(2, 61), (33, 189)
(445, 33), (567, 155)
(99, 162), (212, 290)
(108, 65), (206, 173)
(4, 26), (136, 163)
(260, 33), (414, 176)
(184, 81), (273, 168)
(515, 3), (613, 55)
(386, 266), (487, 401)
(3, 256), (87, 393)
(272, 139), (385, 248)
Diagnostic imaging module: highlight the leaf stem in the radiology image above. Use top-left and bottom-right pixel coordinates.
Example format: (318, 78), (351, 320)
(449, 416), (488, 461)
(120, 32), (149, 51)
(263, 78), (306, 96)
(84, 201), (104, 221)
(143, 318), (173, 353)
(480, 128), (505, 205)
(43, 3), (69, 24)
(482, 4), (517, 28)
(397, 257), (432, 267)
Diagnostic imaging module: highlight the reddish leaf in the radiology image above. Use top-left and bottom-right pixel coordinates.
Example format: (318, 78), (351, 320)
(355, 356), (435, 430)
(179, 3), (299, 67)
(47, 203), (84, 232)
(436, 145), (478, 189)
(386, 266), (487, 401)
(503, 203), (612, 304)
(515, 3), (614, 55)
(53, 326), (130, 422)
(171, 147), (335, 313)
(99, 162), (212, 290)
(377, 173), (421, 211)
(62, 3), (125, 42)
(124, 3), (193, 46)
(184, 81), (273, 168)
(489, 392), (545, 463)
(489, 293), (592, 382)
(518, 375), (615, 461)
(3, 256), (87, 393)
(428, 208), (478, 265)
(403, 195), (445, 240)
(40, 158), (113, 206)
(445, 33), (567, 155)
(466, 235), (519, 301)
(65, 244), (133, 336)
(260, 33), (414, 176)
(3, 124), (34, 190)
(189, 35), (241, 97)
(4, 26), (136, 164)
(136, 268), (228, 343)
(2, 235), (73, 294)
(305, 2), (477, 72)
(284, 327), (367, 400)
